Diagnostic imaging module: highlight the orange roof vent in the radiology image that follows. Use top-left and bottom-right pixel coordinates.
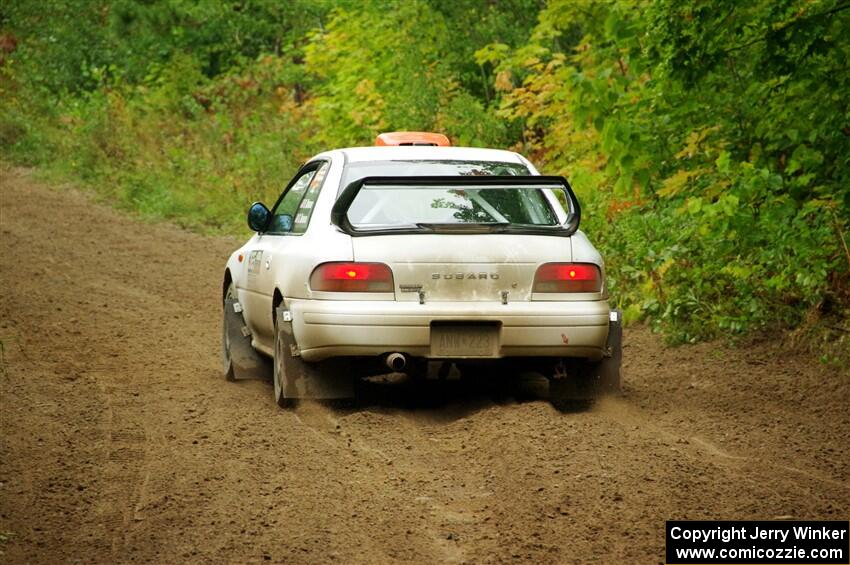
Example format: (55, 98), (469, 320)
(375, 131), (450, 147)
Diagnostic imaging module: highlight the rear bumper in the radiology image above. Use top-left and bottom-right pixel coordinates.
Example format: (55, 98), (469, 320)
(286, 298), (611, 362)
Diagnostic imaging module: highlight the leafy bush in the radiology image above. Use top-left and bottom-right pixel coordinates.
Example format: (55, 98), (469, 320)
(1, 0), (847, 342)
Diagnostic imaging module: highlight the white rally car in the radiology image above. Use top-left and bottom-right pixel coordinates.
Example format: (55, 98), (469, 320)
(222, 132), (621, 410)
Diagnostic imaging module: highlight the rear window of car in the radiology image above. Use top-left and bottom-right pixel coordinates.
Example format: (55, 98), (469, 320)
(347, 184), (560, 228)
(340, 159), (530, 192)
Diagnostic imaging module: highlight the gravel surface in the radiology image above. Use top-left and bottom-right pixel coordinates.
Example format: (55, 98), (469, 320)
(1, 168), (847, 564)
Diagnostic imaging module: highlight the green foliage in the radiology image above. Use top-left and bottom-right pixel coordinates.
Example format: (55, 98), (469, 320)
(2, 0), (331, 91)
(1, 0), (848, 341)
(303, 0), (534, 147)
(482, 0), (849, 341)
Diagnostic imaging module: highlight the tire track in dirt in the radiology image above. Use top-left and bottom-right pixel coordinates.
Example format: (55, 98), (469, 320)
(595, 397), (850, 492)
(1, 167), (848, 564)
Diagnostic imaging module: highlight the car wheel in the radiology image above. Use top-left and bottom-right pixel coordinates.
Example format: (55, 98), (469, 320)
(548, 314), (623, 411)
(222, 281), (237, 382)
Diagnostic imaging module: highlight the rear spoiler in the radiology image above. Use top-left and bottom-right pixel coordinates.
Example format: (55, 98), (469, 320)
(331, 175), (581, 237)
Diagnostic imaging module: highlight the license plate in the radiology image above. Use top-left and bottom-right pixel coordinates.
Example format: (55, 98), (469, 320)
(430, 324), (499, 357)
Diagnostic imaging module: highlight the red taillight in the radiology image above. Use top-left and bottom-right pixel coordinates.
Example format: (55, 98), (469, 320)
(533, 263), (602, 293)
(310, 262), (394, 292)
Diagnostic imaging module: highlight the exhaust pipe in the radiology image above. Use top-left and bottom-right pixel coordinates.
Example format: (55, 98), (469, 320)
(386, 353), (407, 371)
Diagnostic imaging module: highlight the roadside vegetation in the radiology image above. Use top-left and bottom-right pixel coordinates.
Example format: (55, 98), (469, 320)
(1, 0), (848, 349)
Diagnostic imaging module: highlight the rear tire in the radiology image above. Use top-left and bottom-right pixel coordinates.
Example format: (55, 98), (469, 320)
(548, 310), (623, 411)
(548, 360), (595, 412)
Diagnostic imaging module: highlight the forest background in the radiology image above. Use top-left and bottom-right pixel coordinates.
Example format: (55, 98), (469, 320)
(2, 0), (848, 352)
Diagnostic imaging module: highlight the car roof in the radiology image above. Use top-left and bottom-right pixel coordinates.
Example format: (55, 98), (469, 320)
(312, 146), (528, 164)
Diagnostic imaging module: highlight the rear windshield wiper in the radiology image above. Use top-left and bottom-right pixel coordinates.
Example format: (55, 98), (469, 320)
(415, 222), (510, 233)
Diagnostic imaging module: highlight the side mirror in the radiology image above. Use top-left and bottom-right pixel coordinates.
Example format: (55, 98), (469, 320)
(247, 202), (270, 232)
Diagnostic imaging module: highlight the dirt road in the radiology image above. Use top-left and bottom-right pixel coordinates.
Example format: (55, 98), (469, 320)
(1, 168), (847, 564)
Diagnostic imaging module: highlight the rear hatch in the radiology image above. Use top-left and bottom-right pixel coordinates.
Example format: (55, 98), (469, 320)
(332, 175), (582, 303)
(352, 234), (571, 302)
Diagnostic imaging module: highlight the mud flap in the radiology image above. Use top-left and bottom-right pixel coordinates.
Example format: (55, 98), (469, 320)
(588, 309), (623, 394)
(224, 298), (270, 380)
(276, 306), (354, 400)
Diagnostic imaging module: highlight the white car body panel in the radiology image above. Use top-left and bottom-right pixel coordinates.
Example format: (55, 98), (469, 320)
(287, 298), (610, 362)
(224, 146), (610, 362)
